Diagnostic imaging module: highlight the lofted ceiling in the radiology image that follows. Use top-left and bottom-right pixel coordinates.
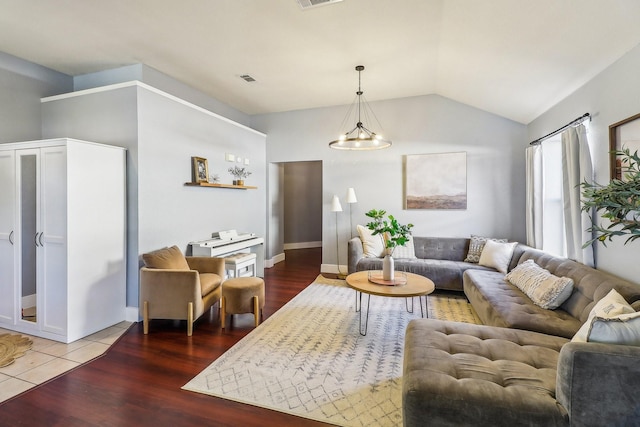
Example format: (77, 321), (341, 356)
(1, 0), (640, 124)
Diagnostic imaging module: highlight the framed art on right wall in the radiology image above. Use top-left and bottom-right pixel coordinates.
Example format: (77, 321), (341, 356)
(609, 113), (640, 180)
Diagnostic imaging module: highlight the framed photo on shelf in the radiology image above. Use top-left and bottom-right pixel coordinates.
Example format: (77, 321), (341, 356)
(609, 113), (640, 180)
(192, 156), (209, 183)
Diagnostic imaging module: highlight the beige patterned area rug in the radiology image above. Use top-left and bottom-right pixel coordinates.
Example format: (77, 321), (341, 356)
(183, 275), (480, 426)
(0, 333), (33, 368)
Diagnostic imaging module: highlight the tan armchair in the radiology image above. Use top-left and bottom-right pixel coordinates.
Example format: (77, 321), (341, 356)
(140, 245), (224, 336)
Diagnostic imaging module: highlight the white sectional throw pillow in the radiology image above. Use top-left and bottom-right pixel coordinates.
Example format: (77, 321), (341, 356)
(356, 224), (385, 258)
(572, 289), (640, 345)
(391, 234), (417, 259)
(478, 239), (517, 274)
(505, 259), (574, 309)
(464, 235), (508, 263)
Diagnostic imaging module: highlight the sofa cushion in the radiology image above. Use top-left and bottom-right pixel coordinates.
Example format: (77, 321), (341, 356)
(464, 234), (507, 263)
(356, 224), (384, 258)
(392, 234), (417, 259)
(464, 269), (582, 339)
(403, 319), (569, 427)
(142, 245), (190, 270)
(506, 259), (574, 309)
(478, 240), (517, 274)
(512, 245), (640, 323)
(412, 236), (470, 261)
(199, 273), (223, 297)
(572, 288), (640, 345)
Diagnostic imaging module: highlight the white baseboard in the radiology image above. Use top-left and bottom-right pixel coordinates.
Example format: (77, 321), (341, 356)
(283, 241), (322, 250)
(320, 263), (348, 275)
(264, 252), (286, 268)
(126, 306), (140, 322)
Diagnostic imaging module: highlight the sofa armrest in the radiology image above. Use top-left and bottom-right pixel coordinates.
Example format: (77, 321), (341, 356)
(348, 237), (364, 274)
(139, 268), (202, 318)
(186, 256), (225, 277)
(557, 341), (640, 426)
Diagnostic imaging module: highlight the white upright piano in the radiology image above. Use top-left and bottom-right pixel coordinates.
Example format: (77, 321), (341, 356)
(189, 230), (265, 276)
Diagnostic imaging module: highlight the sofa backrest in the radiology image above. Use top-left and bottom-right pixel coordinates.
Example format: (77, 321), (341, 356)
(413, 237), (470, 262)
(512, 243), (640, 323)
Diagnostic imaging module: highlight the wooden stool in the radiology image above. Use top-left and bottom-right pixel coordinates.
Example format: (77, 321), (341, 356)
(221, 276), (265, 328)
(224, 252), (257, 278)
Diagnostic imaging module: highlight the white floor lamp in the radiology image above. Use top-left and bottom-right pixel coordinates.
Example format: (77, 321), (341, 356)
(346, 187), (357, 238)
(331, 195), (345, 278)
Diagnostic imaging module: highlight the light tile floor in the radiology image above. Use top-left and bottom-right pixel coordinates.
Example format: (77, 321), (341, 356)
(0, 321), (132, 404)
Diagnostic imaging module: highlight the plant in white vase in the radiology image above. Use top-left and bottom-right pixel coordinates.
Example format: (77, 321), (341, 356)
(365, 209), (414, 280)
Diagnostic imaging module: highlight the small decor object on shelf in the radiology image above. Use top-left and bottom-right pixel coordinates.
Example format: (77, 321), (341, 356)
(228, 166), (252, 186)
(365, 209), (414, 281)
(209, 174), (220, 184)
(192, 156), (209, 183)
(581, 148), (640, 246)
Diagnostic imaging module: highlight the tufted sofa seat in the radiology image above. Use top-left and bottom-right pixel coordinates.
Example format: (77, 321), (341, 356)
(404, 319), (640, 427)
(403, 320), (569, 426)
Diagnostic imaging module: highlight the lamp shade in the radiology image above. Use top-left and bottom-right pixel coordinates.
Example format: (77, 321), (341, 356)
(346, 188), (357, 204)
(331, 195), (343, 212)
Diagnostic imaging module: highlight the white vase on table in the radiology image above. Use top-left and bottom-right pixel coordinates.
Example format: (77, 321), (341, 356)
(382, 254), (395, 281)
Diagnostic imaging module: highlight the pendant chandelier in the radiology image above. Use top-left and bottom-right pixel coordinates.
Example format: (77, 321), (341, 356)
(329, 65), (392, 150)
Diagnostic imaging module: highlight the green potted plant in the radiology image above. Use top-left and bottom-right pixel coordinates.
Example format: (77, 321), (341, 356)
(228, 166), (252, 186)
(365, 209), (414, 280)
(580, 148), (640, 246)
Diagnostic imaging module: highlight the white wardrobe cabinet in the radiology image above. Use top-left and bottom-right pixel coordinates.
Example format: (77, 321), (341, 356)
(0, 138), (126, 343)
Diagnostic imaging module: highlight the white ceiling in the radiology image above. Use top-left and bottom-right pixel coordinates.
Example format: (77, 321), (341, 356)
(1, 0), (640, 124)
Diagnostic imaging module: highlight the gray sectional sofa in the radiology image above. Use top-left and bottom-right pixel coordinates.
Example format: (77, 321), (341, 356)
(348, 235), (640, 426)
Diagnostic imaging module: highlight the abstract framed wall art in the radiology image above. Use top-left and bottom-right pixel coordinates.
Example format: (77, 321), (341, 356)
(404, 152), (467, 210)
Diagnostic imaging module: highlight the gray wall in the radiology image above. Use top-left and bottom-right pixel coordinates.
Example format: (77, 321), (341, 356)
(528, 43), (640, 284)
(0, 51), (72, 142)
(252, 94), (527, 271)
(283, 161), (322, 246)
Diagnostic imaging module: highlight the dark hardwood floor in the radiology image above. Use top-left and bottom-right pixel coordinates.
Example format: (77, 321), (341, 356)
(0, 248), (334, 427)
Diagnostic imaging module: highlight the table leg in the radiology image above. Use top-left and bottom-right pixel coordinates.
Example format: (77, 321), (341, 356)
(405, 297), (415, 313)
(359, 292), (370, 336)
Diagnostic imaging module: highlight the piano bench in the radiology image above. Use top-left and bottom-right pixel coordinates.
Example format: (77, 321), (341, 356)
(224, 252), (257, 278)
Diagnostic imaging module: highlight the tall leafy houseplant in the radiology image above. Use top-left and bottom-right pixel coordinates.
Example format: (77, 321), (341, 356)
(580, 148), (640, 246)
(365, 209), (414, 280)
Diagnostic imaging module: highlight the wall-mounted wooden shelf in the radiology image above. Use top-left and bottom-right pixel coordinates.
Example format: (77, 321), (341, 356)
(185, 182), (257, 190)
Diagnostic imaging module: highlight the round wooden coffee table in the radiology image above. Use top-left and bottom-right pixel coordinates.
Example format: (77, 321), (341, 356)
(345, 271), (435, 335)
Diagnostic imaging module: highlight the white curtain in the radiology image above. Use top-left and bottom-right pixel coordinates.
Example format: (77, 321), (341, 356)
(561, 124), (594, 266)
(525, 145), (543, 248)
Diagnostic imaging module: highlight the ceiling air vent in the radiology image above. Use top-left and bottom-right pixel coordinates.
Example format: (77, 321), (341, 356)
(296, 0), (343, 10)
(239, 74), (256, 82)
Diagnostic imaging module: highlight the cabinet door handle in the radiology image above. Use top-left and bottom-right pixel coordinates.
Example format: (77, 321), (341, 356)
(39, 232), (44, 246)
(9, 230), (13, 245)
(34, 232), (39, 247)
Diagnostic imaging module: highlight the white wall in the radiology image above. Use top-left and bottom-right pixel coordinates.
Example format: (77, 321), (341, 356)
(528, 43), (640, 284)
(252, 94), (527, 270)
(41, 83), (266, 308)
(136, 86), (267, 254)
(0, 51), (72, 142)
